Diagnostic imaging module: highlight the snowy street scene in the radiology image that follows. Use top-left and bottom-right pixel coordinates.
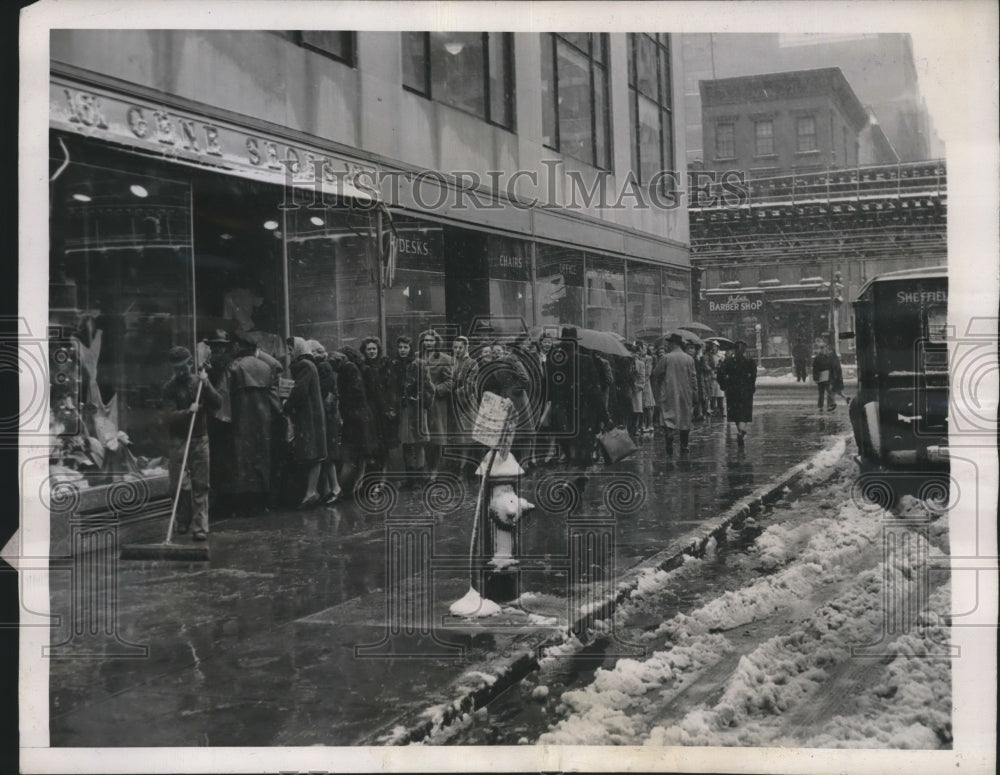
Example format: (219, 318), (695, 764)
(12, 2), (997, 774)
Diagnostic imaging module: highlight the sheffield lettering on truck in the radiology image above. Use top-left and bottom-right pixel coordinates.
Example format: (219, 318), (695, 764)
(896, 290), (948, 304)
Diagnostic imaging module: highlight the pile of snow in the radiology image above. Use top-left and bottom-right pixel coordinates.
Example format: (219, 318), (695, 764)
(449, 587), (501, 618)
(537, 485), (951, 748)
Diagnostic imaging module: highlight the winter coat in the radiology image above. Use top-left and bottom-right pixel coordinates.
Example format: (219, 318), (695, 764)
(331, 355), (378, 460)
(812, 351), (834, 383)
(478, 351), (536, 458)
(394, 354), (435, 445)
(284, 355), (327, 463)
(449, 353), (480, 444)
(642, 355), (655, 407)
(717, 352), (757, 423)
(315, 358), (342, 461)
(548, 344), (610, 465)
(361, 355), (399, 451)
(650, 348), (697, 431)
(228, 353), (282, 492)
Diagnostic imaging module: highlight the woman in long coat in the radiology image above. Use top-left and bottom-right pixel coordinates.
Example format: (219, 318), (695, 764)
(393, 336), (435, 473)
(309, 339), (342, 504)
(418, 329), (454, 475)
(641, 342), (655, 433)
(331, 347), (378, 493)
(715, 339), (757, 445)
(283, 337), (326, 508)
(360, 336), (399, 471)
(227, 334), (282, 513)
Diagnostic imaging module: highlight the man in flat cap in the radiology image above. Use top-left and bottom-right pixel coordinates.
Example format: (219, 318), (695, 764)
(162, 345), (222, 540)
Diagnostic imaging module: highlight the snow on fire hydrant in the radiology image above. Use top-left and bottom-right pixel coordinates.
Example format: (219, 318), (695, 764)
(449, 391), (535, 617)
(480, 452), (535, 602)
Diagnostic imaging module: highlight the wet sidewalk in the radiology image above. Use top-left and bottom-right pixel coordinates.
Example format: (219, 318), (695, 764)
(47, 388), (852, 746)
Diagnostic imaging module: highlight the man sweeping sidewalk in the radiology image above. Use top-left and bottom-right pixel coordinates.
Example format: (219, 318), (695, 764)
(162, 345), (222, 541)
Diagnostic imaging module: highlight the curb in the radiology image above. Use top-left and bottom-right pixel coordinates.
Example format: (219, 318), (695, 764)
(368, 432), (853, 745)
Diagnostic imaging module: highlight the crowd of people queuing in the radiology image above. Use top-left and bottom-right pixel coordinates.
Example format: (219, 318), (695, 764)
(164, 325), (764, 535)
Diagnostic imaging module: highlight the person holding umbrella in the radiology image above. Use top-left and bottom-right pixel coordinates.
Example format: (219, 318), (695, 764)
(715, 339), (757, 446)
(650, 332), (697, 456)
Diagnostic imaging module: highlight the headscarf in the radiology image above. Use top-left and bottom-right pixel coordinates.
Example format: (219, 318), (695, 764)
(289, 336), (310, 359)
(307, 339), (327, 359)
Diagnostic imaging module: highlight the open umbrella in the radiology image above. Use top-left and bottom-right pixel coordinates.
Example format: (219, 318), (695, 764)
(564, 326), (631, 357)
(662, 329), (704, 348)
(704, 335), (735, 351)
(679, 321), (715, 334)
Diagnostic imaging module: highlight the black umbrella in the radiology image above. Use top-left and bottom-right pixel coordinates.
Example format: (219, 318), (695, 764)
(705, 336), (735, 351)
(679, 321), (715, 334)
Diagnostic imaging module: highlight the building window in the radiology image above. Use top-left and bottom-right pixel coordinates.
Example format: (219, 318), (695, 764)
(627, 33), (674, 183)
(401, 32), (514, 129)
(714, 121), (735, 159)
(797, 115), (817, 152)
(755, 119), (774, 156)
(541, 33), (611, 169)
(298, 31), (356, 66)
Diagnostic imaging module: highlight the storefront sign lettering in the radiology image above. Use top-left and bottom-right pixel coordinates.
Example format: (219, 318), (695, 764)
(708, 294), (764, 313)
(398, 238), (430, 256)
(52, 78), (378, 198)
(896, 290), (947, 304)
(497, 253), (523, 269)
(62, 89), (109, 129)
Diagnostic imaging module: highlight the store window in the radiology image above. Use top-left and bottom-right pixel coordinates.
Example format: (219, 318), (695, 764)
(50, 155), (195, 491)
(384, 217), (447, 345)
(797, 115), (817, 153)
(402, 32), (514, 129)
(535, 244), (585, 328)
(627, 33), (674, 184)
(541, 33), (610, 169)
(662, 266), (692, 329)
(626, 262), (663, 340)
(486, 234), (533, 330)
(298, 31), (356, 66)
(285, 205), (377, 349)
(585, 255), (625, 336)
(715, 121), (735, 159)
(754, 119), (774, 156)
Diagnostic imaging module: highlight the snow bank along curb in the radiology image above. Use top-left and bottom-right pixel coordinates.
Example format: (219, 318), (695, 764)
(374, 433), (853, 745)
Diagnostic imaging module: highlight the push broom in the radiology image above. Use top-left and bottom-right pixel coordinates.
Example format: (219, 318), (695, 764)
(121, 379), (210, 562)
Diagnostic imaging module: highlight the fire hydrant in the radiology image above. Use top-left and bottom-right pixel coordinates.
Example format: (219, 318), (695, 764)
(477, 450), (535, 603)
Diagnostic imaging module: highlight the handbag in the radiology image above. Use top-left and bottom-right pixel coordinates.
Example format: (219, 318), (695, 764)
(596, 426), (637, 463)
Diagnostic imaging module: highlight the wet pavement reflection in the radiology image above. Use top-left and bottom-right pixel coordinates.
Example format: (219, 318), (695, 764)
(48, 384), (851, 746)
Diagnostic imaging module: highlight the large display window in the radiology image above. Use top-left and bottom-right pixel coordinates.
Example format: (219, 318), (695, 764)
(662, 266), (692, 330)
(584, 254), (625, 335)
(626, 263), (663, 340)
(486, 234), (533, 330)
(535, 245), (584, 328)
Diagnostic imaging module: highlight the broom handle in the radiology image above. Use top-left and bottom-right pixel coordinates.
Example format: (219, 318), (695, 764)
(166, 378), (204, 543)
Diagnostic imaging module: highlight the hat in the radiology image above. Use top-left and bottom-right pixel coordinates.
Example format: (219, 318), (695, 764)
(734, 339), (748, 347)
(168, 346), (192, 366)
(561, 326), (579, 341)
(666, 332), (684, 345)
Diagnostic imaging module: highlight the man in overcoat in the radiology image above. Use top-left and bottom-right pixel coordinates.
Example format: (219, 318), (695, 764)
(650, 332), (697, 455)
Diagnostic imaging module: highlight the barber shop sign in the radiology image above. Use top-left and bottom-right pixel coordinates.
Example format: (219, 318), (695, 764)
(707, 293), (764, 314)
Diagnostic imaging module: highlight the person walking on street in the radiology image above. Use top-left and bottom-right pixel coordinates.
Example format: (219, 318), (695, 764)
(704, 341), (725, 417)
(716, 340), (757, 446)
(163, 346), (222, 540)
(812, 340), (836, 411)
(628, 342), (646, 441)
(640, 342), (655, 434)
(792, 339), (810, 383)
(650, 332), (697, 456)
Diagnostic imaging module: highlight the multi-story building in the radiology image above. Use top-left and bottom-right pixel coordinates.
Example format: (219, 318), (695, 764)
(47, 30), (690, 492)
(683, 33), (942, 168)
(698, 67), (896, 179)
